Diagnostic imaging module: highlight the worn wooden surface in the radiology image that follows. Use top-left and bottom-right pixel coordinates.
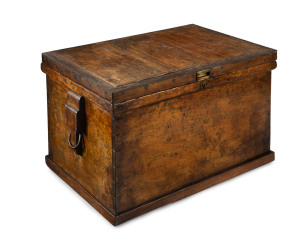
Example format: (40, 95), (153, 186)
(41, 64), (112, 112)
(46, 151), (274, 226)
(42, 24), (276, 102)
(115, 151), (274, 225)
(113, 61), (276, 116)
(114, 71), (271, 213)
(42, 24), (277, 225)
(46, 155), (116, 225)
(47, 76), (114, 212)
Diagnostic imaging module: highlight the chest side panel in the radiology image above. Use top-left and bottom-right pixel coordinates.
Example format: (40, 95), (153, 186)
(47, 76), (114, 212)
(115, 71), (271, 213)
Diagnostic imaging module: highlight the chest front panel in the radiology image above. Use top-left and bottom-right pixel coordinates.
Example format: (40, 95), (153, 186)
(115, 72), (271, 212)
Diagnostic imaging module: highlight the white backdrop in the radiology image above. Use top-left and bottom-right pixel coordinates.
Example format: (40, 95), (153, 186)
(1, 0), (299, 238)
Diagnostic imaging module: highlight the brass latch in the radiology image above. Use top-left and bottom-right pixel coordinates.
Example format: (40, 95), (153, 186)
(65, 91), (85, 155)
(196, 69), (210, 81)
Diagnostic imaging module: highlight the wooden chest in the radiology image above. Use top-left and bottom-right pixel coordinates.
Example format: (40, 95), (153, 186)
(41, 24), (277, 225)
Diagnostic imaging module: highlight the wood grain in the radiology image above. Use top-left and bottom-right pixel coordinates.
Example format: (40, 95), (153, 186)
(115, 151), (274, 225)
(42, 24), (277, 225)
(41, 63), (112, 113)
(46, 151), (274, 226)
(114, 71), (272, 213)
(46, 155), (116, 225)
(114, 61), (276, 115)
(42, 24), (276, 102)
(47, 76), (114, 212)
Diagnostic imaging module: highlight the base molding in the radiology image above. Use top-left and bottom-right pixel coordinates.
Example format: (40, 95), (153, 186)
(46, 151), (274, 226)
(45, 156), (116, 224)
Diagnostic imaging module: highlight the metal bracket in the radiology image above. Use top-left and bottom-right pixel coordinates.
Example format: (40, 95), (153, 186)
(65, 91), (85, 155)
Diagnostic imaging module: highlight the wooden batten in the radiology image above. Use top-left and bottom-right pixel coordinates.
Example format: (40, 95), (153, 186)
(112, 50), (277, 104)
(113, 60), (277, 116)
(42, 57), (277, 115)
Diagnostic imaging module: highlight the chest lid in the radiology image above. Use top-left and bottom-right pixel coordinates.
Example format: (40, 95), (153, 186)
(42, 24), (277, 104)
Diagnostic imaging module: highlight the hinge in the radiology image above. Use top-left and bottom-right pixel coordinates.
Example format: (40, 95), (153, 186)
(196, 69), (211, 81)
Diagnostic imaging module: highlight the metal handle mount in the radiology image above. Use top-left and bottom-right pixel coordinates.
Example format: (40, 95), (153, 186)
(65, 91), (85, 155)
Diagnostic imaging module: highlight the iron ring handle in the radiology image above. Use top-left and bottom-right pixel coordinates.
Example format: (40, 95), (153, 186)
(68, 131), (82, 149)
